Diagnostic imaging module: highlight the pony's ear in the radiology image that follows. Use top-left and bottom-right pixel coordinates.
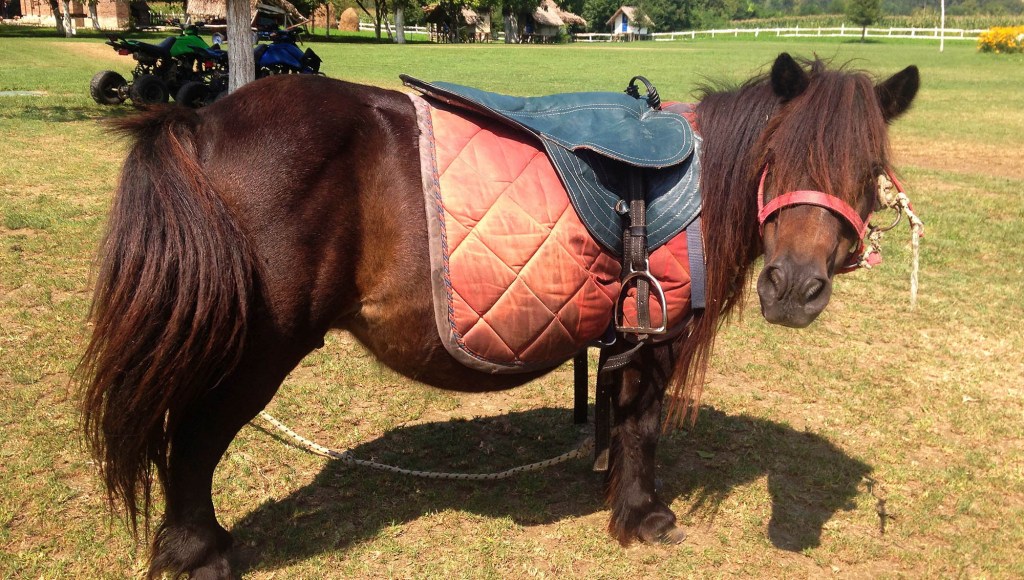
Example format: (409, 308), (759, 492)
(770, 53), (809, 101)
(876, 65), (920, 122)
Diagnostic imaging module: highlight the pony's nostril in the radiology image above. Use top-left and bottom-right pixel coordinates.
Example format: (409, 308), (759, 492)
(769, 267), (785, 292)
(802, 277), (826, 302)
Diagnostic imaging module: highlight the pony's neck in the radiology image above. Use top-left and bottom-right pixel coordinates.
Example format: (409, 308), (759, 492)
(694, 81), (779, 315)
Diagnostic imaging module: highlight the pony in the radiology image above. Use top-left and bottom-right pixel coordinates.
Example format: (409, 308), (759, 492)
(80, 53), (919, 578)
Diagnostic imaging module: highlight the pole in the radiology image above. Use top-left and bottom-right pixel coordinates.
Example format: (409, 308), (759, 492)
(940, 0), (945, 52)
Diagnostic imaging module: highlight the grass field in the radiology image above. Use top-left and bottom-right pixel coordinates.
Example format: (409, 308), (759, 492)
(1, 29), (1023, 578)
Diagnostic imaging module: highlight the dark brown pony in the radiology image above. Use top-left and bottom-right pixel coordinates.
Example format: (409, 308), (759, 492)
(80, 53), (919, 578)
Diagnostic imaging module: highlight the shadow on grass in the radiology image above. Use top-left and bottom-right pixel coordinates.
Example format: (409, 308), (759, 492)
(231, 405), (870, 573)
(0, 103), (134, 122)
(303, 33), (434, 45)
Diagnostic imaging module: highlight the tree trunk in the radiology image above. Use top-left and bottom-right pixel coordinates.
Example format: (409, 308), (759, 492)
(89, 2), (100, 29)
(326, 4), (331, 37)
(395, 5), (404, 44)
(227, 0), (255, 92)
(504, 14), (518, 43)
(48, 0), (64, 35)
(373, 3), (381, 39)
(382, 8), (393, 41)
(861, 25), (866, 42)
(60, 0), (73, 37)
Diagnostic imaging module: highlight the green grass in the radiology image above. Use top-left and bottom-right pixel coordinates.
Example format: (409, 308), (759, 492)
(1, 31), (1023, 578)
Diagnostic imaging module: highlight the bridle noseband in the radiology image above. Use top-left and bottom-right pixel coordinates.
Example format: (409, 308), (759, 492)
(756, 165), (917, 274)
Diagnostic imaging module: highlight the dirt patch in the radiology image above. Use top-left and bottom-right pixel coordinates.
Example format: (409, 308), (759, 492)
(57, 41), (125, 64)
(892, 137), (1024, 181)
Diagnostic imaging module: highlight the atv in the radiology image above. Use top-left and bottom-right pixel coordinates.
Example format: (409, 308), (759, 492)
(90, 24), (213, 106)
(174, 44), (230, 109)
(254, 28), (322, 78)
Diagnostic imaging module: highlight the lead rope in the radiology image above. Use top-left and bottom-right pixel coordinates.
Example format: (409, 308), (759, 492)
(255, 411), (595, 481)
(857, 174), (925, 308)
(906, 196), (924, 308)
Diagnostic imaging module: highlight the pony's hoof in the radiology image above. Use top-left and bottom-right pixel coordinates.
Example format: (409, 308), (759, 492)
(658, 525), (687, 544)
(636, 508), (686, 545)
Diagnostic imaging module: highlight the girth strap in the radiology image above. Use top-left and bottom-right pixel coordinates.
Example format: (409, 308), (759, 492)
(685, 216), (706, 310)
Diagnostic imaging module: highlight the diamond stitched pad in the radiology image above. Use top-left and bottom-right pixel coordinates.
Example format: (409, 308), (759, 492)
(425, 100), (692, 371)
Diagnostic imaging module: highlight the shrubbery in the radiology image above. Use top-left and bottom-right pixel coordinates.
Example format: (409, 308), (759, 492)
(977, 26), (1024, 53)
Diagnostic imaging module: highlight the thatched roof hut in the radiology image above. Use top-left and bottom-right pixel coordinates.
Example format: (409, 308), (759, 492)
(188, 0), (306, 26)
(531, 0), (585, 38)
(424, 4), (491, 42)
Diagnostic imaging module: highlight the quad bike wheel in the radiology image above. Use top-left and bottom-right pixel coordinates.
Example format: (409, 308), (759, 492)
(129, 74), (170, 106)
(90, 70), (128, 105)
(175, 81), (212, 109)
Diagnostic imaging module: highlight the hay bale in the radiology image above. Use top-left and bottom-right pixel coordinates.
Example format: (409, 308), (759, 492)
(339, 7), (359, 32)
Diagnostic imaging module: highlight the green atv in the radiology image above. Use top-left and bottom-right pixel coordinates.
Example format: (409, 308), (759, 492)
(90, 24), (213, 106)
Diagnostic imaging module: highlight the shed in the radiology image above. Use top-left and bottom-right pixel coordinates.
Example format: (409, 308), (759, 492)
(606, 6), (651, 40)
(13, 0), (132, 30)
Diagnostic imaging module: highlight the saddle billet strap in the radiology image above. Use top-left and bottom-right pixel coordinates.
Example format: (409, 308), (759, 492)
(629, 171), (651, 332)
(615, 169), (669, 338)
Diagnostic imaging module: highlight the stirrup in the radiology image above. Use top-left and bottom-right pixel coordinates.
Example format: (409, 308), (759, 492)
(614, 269), (668, 337)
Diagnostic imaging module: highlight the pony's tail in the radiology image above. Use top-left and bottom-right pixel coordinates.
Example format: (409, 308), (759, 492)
(79, 106), (257, 538)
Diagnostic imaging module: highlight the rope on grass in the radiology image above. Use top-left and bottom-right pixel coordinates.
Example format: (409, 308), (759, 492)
(255, 411), (594, 481)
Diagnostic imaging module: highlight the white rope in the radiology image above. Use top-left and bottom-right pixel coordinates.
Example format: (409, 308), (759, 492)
(902, 194), (924, 309)
(859, 174), (925, 308)
(255, 411), (594, 481)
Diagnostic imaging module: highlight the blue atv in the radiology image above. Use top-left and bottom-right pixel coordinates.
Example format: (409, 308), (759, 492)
(254, 28), (322, 77)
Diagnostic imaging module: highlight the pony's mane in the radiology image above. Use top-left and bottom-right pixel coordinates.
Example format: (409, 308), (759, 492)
(665, 58), (892, 425)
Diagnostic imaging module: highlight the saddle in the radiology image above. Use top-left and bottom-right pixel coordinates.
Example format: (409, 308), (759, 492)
(402, 76), (703, 256)
(406, 76), (707, 372)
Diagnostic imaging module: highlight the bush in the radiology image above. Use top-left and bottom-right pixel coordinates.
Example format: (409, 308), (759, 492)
(977, 26), (1024, 53)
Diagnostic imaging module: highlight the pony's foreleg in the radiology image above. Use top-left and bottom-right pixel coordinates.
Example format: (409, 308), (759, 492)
(605, 342), (686, 545)
(148, 340), (313, 580)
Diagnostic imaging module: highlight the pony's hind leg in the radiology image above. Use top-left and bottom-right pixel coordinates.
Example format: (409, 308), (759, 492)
(149, 338), (314, 580)
(605, 342), (687, 545)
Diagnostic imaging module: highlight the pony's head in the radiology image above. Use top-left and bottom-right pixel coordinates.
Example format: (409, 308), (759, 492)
(755, 53), (919, 327)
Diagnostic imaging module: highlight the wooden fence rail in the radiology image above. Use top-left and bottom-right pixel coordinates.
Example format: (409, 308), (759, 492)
(646, 26), (984, 42)
(576, 26), (984, 42)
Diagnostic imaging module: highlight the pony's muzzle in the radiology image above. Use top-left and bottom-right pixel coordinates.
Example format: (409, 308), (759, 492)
(757, 259), (832, 328)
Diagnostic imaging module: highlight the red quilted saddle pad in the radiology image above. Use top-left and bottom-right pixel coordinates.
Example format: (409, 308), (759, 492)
(411, 94), (694, 373)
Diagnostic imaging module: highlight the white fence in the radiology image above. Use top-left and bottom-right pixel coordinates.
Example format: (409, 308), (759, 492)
(577, 26), (984, 43)
(357, 22), (429, 35)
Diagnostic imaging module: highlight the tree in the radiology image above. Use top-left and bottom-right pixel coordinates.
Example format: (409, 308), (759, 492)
(48, 0), (65, 35)
(227, 0), (255, 92)
(846, 0), (880, 40)
(582, 0), (619, 33)
(60, 0), (73, 36)
(88, 0), (101, 30)
(394, 0), (407, 43)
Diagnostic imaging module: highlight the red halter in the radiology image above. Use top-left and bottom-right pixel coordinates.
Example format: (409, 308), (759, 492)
(756, 166), (881, 273)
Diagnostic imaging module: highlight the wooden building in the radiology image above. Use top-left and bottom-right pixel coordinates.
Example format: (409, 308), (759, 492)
(424, 4), (490, 43)
(606, 6), (651, 41)
(187, 0), (307, 32)
(11, 0), (132, 30)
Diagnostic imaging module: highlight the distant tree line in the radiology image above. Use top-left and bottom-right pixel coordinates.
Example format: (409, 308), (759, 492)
(579, 0), (1022, 33)
(256, 0), (1023, 36)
